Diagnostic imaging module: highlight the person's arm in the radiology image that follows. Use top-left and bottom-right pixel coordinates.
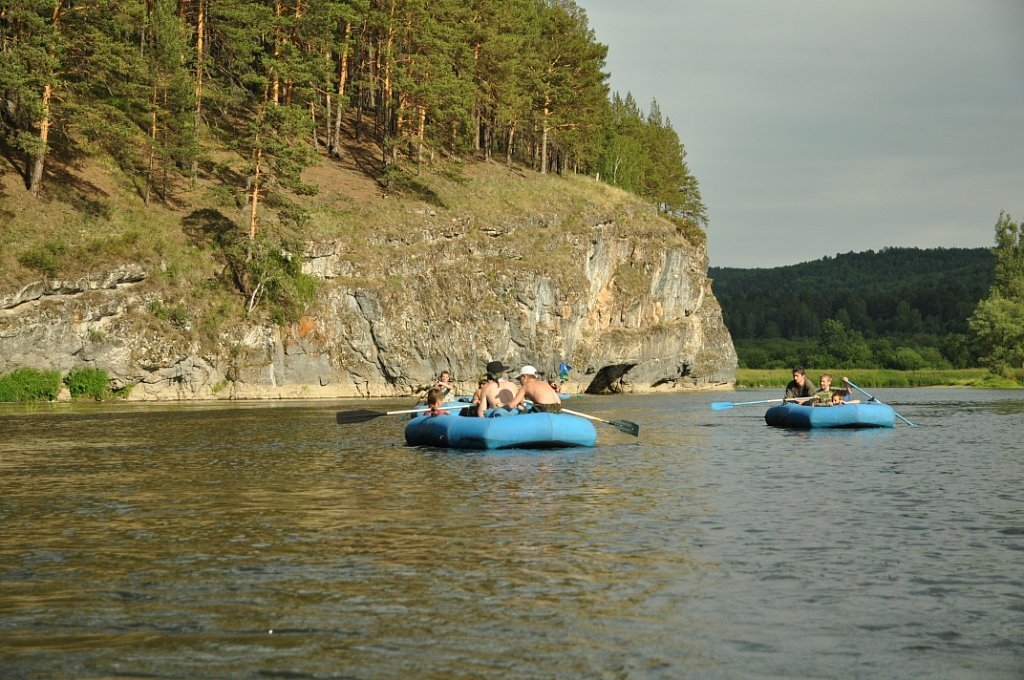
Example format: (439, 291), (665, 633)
(840, 376), (852, 397)
(507, 385), (528, 410)
(476, 385), (491, 417)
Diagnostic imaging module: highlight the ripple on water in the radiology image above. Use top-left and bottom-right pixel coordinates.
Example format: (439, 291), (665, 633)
(1, 392), (1022, 679)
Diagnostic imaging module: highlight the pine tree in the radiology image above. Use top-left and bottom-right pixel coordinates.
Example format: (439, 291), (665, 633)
(0, 0), (65, 195)
(143, 0), (198, 203)
(529, 0), (608, 175)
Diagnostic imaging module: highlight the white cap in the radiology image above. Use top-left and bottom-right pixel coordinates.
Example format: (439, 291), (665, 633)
(515, 365), (538, 379)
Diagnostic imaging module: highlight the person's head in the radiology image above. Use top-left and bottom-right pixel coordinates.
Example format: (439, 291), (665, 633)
(485, 361), (508, 380)
(426, 387), (443, 407)
(819, 373), (833, 389)
(438, 371), (451, 382)
(792, 365), (807, 384)
(515, 365), (539, 383)
(477, 378), (488, 389)
(831, 392), (845, 405)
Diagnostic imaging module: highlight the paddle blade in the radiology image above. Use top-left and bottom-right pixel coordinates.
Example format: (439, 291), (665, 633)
(335, 409), (386, 425)
(710, 401), (734, 411)
(611, 419), (640, 437)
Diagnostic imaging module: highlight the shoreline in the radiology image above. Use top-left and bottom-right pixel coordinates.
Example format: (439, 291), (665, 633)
(736, 368), (1023, 390)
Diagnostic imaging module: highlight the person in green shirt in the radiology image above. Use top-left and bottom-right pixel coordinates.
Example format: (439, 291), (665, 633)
(811, 373), (852, 406)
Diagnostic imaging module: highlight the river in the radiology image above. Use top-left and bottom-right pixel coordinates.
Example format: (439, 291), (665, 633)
(1, 388), (1021, 678)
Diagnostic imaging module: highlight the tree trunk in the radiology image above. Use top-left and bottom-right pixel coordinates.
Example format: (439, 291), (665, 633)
(249, 143), (262, 240)
(28, 82), (52, 196)
(191, 0), (205, 183)
(540, 111), (549, 175)
(29, 4), (64, 196)
(472, 42), (481, 152)
(329, 21), (351, 158)
(379, 1), (397, 142)
(271, 0), (282, 105)
(310, 101), (319, 152)
(506, 123), (516, 166)
(145, 87), (158, 205)
(324, 91), (333, 150)
(417, 105), (426, 168)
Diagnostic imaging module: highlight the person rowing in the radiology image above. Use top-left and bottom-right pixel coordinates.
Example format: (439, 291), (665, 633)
(433, 370), (455, 398)
(507, 365), (562, 413)
(785, 365), (815, 404)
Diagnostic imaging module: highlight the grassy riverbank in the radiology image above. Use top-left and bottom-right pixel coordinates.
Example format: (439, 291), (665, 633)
(736, 368), (1024, 389)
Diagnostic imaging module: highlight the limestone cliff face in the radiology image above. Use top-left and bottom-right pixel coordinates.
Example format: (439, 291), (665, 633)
(0, 209), (736, 400)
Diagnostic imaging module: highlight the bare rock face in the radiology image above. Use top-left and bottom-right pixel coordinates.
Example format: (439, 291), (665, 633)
(0, 216), (736, 400)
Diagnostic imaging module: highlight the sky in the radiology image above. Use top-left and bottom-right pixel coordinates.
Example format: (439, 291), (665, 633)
(579, 0), (1024, 268)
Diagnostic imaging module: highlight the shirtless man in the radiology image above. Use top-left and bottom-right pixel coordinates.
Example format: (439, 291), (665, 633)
(477, 361), (519, 417)
(507, 365), (563, 413)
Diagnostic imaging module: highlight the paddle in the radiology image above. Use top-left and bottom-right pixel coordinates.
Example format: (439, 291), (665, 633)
(711, 397), (806, 411)
(560, 407), (640, 437)
(845, 380), (917, 427)
(336, 402), (466, 425)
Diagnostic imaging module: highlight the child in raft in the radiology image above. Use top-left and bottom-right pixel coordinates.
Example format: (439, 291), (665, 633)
(424, 387), (445, 416)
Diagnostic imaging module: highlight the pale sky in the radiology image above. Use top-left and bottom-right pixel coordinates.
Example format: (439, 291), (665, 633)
(579, 0), (1024, 268)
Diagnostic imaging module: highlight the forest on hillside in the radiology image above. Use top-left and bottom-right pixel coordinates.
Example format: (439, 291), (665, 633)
(710, 247), (995, 370)
(0, 0), (705, 235)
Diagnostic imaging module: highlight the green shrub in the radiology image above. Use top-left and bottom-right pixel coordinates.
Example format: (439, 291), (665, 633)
(891, 347), (926, 371)
(150, 300), (192, 327)
(0, 367), (62, 402)
(110, 383), (133, 399)
(219, 235), (320, 322)
(65, 367), (109, 400)
(17, 241), (67, 277)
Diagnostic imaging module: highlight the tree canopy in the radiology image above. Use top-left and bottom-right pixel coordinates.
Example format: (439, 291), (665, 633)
(968, 212), (1024, 373)
(0, 0), (706, 231)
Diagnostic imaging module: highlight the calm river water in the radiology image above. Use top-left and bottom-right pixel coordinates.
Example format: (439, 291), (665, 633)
(1, 388), (1022, 679)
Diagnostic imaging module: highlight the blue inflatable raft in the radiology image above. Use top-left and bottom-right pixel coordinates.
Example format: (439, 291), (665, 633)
(405, 408), (597, 450)
(764, 402), (896, 429)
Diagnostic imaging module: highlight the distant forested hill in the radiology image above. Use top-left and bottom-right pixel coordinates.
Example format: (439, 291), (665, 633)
(710, 247), (994, 369)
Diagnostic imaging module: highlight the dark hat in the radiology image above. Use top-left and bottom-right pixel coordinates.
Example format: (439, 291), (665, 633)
(486, 360), (508, 374)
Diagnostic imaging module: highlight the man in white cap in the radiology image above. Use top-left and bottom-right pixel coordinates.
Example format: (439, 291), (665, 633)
(507, 365), (563, 413)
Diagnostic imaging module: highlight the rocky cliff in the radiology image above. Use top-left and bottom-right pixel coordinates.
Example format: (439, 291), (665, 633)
(0, 177), (736, 401)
